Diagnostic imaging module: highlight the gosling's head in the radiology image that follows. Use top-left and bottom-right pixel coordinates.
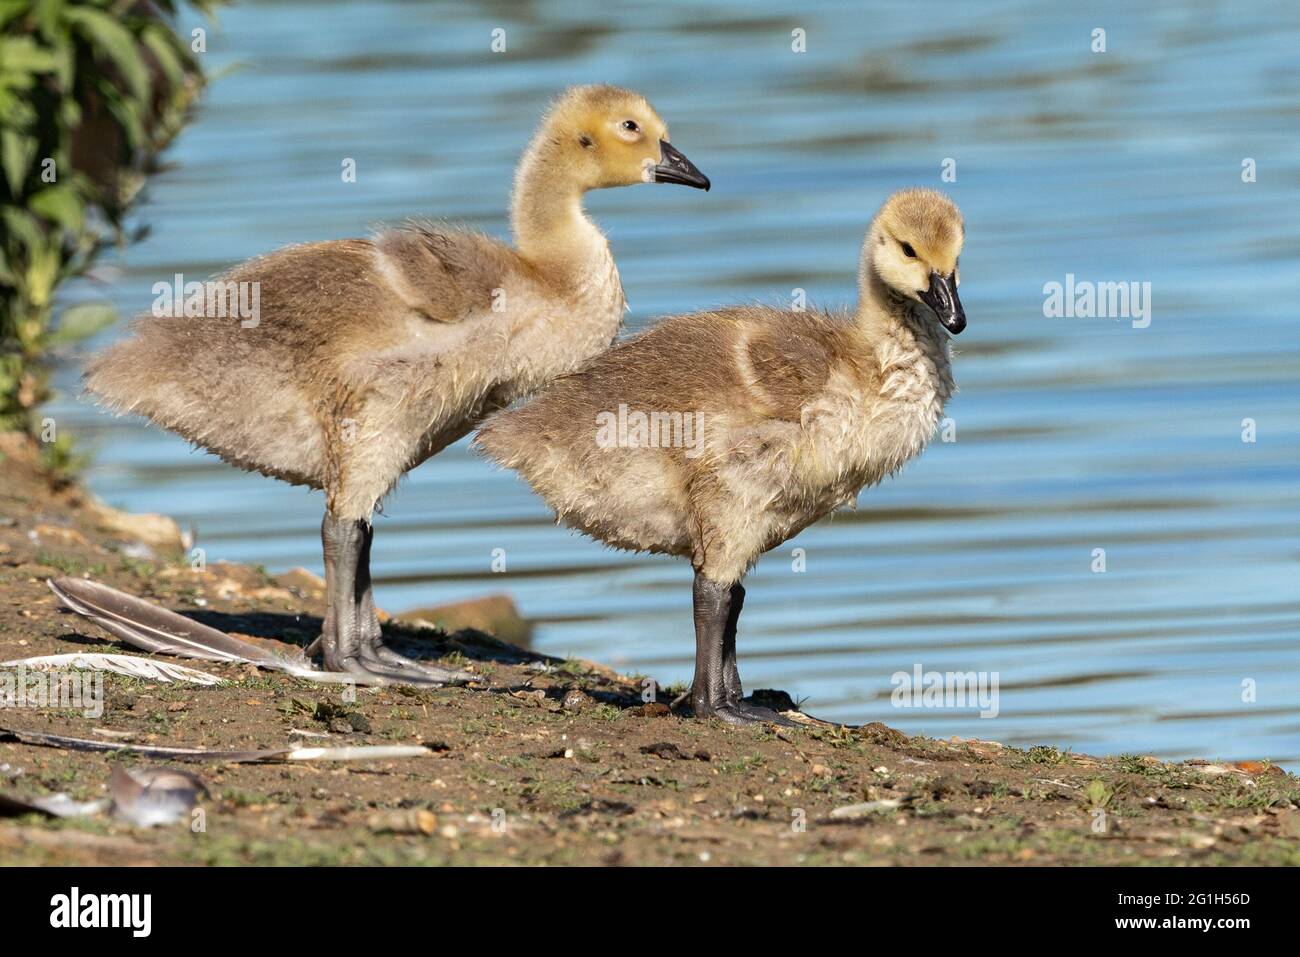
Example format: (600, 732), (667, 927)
(533, 84), (710, 192)
(865, 189), (966, 334)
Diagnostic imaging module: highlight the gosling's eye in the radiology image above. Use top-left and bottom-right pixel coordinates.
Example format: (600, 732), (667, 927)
(621, 120), (639, 132)
(901, 242), (917, 259)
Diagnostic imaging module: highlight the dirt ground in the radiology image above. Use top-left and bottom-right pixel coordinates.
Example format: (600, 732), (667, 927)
(1, 434), (1297, 866)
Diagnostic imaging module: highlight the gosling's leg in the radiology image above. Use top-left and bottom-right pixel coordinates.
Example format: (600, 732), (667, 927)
(719, 581), (797, 724)
(690, 572), (794, 726)
(352, 521), (476, 683)
(721, 581), (745, 705)
(320, 513), (473, 686)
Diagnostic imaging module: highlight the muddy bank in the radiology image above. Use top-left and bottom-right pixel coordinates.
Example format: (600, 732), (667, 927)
(0, 435), (1296, 865)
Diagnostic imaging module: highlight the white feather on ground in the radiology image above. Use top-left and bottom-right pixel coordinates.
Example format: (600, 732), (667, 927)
(0, 653), (225, 686)
(46, 577), (477, 686)
(0, 724), (433, 763)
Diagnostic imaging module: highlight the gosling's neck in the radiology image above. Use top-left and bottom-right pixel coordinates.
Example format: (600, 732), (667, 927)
(856, 265), (955, 404)
(510, 143), (613, 283)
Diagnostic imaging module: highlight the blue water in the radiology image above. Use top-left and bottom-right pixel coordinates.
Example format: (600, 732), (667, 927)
(47, 1), (1300, 767)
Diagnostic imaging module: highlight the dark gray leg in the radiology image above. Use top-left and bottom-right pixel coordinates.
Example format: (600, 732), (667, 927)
(689, 575), (729, 719)
(320, 513), (476, 686)
(721, 581), (797, 724)
(721, 581), (745, 705)
(353, 521), (473, 681)
(690, 572), (794, 726)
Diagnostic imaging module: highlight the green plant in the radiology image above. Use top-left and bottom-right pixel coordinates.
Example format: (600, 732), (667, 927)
(1, 0), (221, 437)
(1082, 778), (1113, 809)
(1022, 745), (1071, 766)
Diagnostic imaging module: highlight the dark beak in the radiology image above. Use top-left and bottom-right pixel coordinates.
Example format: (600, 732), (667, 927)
(653, 140), (710, 191)
(919, 271), (966, 334)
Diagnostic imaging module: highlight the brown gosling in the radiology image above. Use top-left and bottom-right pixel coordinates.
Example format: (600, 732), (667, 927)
(83, 85), (710, 687)
(476, 188), (965, 724)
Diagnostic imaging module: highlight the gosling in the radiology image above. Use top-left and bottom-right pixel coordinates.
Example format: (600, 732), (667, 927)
(84, 85), (710, 687)
(476, 189), (965, 724)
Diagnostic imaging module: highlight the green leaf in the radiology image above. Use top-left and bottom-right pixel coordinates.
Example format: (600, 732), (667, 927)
(0, 129), (38, 194)
(0, 66), (37, 103)
(0, 89), (23, 125)
(2, 204), (45, 252)
(49, 301), (117, 346)
(1084, 778), (1112, 809)
(0, 36), (62, 76)
(34, 0), (67, 42)
(52, 38), (75, 89)
(58, 96), (80, 127)
(29, 184), (84, 233)
(100, 83), (146, 150)
(24, 242), (60, 307)
(141, 24), (186, 90)
(0, 0), (32, 33)
(64, 7), (150, 102)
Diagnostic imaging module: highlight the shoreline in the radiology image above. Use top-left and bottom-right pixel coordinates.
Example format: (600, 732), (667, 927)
(1, 434), (1297, 865)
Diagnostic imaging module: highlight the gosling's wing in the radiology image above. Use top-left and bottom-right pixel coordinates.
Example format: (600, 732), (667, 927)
(738, 310), (841, 423)
(331, 225), (536, 382)
(221, 225), (520, 363)
(322, 225), (555, 454)
(368, 223), (521, 327)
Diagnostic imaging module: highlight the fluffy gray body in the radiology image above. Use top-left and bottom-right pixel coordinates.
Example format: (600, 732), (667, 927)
(477, 298), (952, 584)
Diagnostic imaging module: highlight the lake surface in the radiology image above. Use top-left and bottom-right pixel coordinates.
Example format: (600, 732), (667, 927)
(47, 1), (1300, 767)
